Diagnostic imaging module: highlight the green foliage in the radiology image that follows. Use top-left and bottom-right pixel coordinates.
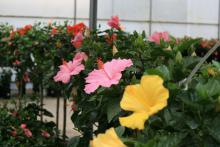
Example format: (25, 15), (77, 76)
(0, 100), (63, 147)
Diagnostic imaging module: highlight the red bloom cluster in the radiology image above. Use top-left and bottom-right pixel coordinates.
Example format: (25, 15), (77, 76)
(10, 24), (32, 39)
(51, 27), (57, 35)
(68, 22), (87, 49)
(18, 25), (32, 36)
(67, 22), (86, 36)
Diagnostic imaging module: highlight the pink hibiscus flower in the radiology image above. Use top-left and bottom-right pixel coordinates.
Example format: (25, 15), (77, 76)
(23, 128), (32, 138)
(148, 31), (170, 44)
(41, 130), (50, 138)
(53, 52), (87, 84)
(73, 52), (88, 63)
(84, 58), (133, 94)
(107, 16), (121, 30)
(20, 123), (32, 138)
(71, 32), (84, 49)
(20, 123), (26, 129)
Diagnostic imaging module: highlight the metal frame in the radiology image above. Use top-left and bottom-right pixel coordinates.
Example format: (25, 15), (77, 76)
(218, 0), (220, 39)
(89, 0), (98, 30)
(0, 15), (218, 26)
(149, 0), (153, 35)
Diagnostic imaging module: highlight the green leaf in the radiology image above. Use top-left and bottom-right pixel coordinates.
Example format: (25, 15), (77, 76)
(107, 98), (121, 123)
(206, 79), (220, 96)
(155, 133), (187, 147)
(196, 83), (209, 98)
(212, 60), (220, 69)
(196, 79), (220, 98)
(145, 65), (171, 81)
(115, 126), (125, 137)
(207, 116), (220, 143)
(67, 136), (80, 147)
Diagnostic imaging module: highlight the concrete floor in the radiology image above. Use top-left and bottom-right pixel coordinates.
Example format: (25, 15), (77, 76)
(0, 97), (80, 138)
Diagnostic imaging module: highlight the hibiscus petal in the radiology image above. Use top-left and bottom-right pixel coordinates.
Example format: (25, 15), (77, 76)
(70, 64), (85, 75)
(120, 85), (150, 112)
(104, 59), (133, 79)
(119, 75), (169, 130)
(119, 112), (149, 130)
(73, 52), (87, 63)
(53, 71), (71, 84)
(140, 75), (169, 115)
(90, 128), (126, 147)
(84, 83), (100, 94)
(84, 69), (112, 94)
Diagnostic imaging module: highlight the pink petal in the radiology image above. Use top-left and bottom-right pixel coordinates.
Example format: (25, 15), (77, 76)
(84, 59), (133, 94)
(53, 71), (71, 84)
(70, 64), (85, 75)
(104, 59), (133, 79)
(84, 83), (100, 94)
(107, 16), (120, 29)
(149, 31), (170, 44)
(73, 52), (87, 63)
(71, 32), (84, 48)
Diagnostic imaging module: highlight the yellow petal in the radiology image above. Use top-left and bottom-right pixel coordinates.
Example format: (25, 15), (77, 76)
(90, 128), (126, 147)
(119, 112), (149, 130)
(140, 75), (169, 115)
(119, 75), (169, 130)
(120, 85), (151, 112)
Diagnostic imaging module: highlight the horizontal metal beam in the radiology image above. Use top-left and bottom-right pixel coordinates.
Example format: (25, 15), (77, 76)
(0, 14), (218, 26)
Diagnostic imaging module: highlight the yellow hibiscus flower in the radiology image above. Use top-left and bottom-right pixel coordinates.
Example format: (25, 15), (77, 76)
(90, 128), (126, 147)
(119, 75), (169, 130)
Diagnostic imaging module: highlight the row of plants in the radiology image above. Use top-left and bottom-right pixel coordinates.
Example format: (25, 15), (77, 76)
(0, 16), (220, 146)
(0, 97), (64, 147)
(0, 17), (219, 98)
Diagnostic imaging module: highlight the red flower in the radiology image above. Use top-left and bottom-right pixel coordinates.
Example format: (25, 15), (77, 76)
(24, 24), (32, 31)
(71, 32), (84, 48)
(13, 60), (21, 66)
(67, 22), (86, 35)
(107, 16), (121, 30)
(105, 33), (117, 45)
(17, 24), (32, 36)
(51, 27), (57, 35)
(17, 28), (26, 36)
(41, 130), (50, 138)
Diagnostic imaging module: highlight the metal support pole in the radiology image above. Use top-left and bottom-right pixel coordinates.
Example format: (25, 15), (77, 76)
(74, 0), (77, 24)
(63, 98), (67, 141)
(40, 80), (44, 122)
(149, 0), (153, 35)
(218, 0), (220, 39)
(89, 0), (98, 30)
(56, 96), (60, 129)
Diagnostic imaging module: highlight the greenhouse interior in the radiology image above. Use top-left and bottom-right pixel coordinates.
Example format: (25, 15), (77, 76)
(0, 0), (220, 146)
